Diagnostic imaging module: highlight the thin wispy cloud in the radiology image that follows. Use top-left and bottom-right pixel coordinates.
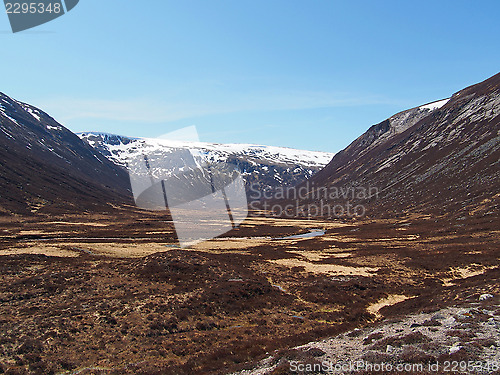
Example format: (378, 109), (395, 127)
(36, 90), (407, 125)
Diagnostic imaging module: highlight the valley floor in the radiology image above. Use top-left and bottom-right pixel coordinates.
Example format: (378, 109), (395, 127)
(0, 213), (498, 374)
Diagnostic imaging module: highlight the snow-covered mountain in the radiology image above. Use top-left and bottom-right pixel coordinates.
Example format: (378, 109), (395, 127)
(78, 132), (334, 196)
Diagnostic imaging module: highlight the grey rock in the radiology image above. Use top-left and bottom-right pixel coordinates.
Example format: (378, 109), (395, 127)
(479, 293), (494, 301)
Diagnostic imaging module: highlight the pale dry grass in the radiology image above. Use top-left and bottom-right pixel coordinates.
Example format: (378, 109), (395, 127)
(0, 245), (80, 258)
(191, 237), (270, 252)
(1, 242), (176, 258)
(42, 221), (110, 227)
(269, 258), (378, 277)
(367, 294), (409, 317)
(242, 217), (347, 230)
(66, 242), (175, 258)
(442, 264), (496, 286)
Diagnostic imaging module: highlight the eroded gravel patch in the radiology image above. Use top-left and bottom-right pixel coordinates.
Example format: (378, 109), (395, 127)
(235, 296), (500, 375)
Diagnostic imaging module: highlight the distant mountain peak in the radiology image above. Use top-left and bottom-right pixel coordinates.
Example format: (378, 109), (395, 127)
(79, 132), (335, 197)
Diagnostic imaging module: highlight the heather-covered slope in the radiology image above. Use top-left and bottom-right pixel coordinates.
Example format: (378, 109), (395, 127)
(0, 93), (132, 215)
(283, 73), (500, 221)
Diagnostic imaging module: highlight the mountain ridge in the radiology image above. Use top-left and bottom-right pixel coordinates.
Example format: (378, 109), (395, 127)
(78, 132), (335, 197)
(0, 92), (132, 215)
(272, 73), (500, 221)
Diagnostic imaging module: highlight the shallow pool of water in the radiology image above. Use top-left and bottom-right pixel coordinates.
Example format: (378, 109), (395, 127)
(278, 229), (326, 240)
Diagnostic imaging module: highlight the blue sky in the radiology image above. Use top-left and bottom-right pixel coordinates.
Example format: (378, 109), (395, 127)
(1, 0), (499, 153)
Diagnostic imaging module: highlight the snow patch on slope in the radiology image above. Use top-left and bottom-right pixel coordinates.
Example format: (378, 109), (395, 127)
(22, 105), (41, 121)
(419, 98), (450, 111)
